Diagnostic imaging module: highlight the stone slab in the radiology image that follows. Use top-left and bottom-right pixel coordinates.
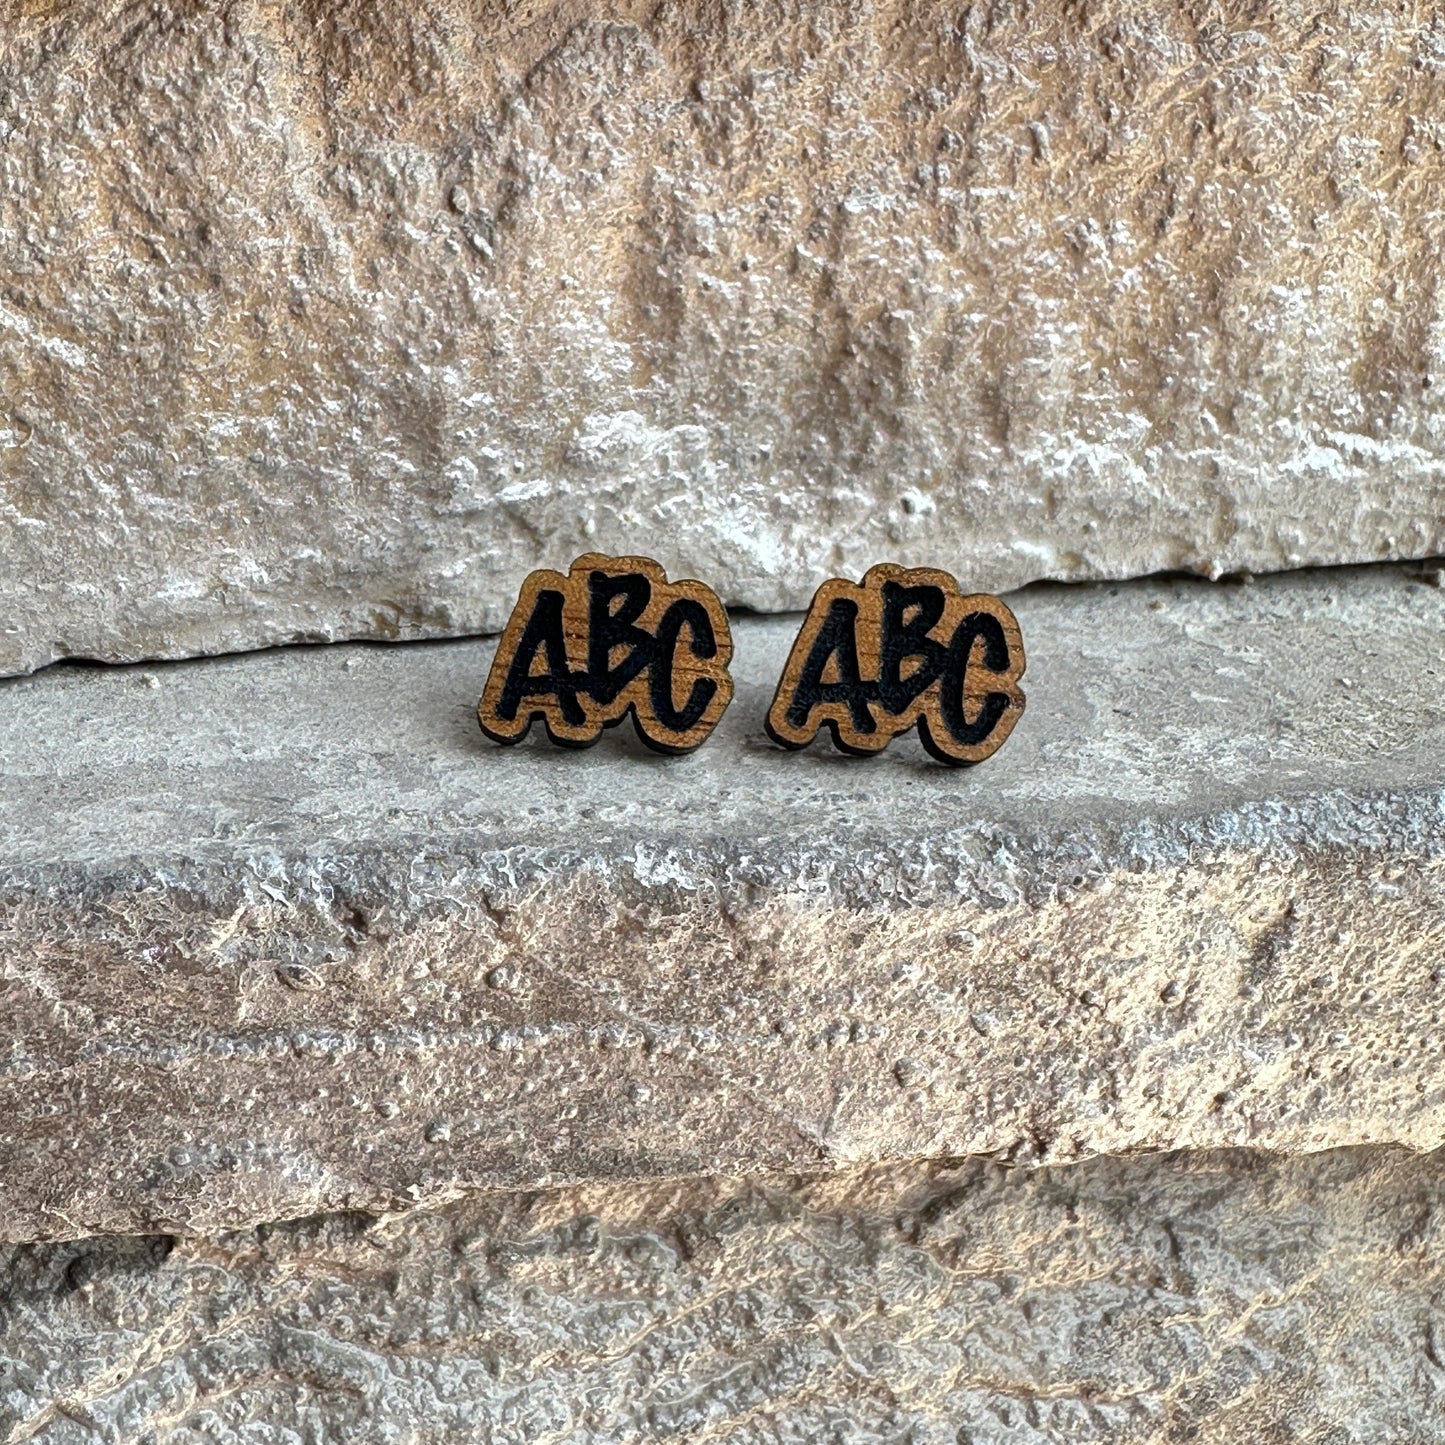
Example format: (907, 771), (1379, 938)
(4, 1), (1445, 674)
(1, 565), (1443, 1239)
(3, 1147), (1444, 1442)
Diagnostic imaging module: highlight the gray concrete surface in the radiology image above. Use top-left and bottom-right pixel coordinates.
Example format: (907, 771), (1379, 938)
(4, 1), (1445, 674)
(2, 565), (1443, 1239)
(3, 1146), (1444, 1443)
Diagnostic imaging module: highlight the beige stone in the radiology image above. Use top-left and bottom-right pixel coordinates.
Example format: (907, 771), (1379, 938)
(2, 566), (1443, 1239)
(3, 1), (1445, 674)
(3, 1147), (1445, 1441)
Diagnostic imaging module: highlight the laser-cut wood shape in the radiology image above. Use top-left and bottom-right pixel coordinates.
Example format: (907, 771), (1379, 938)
(479, 554), (734, 755)
(766, 563), (1026, 766)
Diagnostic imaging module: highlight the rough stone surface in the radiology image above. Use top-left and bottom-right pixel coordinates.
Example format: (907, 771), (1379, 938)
(5, 1), (1445, 674)
(2, 565), (1443, 1240)
(4, 1146), (1445, 1442)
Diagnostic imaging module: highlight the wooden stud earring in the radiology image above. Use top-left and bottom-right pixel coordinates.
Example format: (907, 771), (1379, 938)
(479, 553), (734, 755)
(766, 563), (1026, 766)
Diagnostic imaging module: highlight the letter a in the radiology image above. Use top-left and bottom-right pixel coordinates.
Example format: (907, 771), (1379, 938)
(766, 586), (881, 752)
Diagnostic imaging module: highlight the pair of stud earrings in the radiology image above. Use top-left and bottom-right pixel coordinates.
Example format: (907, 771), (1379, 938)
(477, 553), (1026, 766)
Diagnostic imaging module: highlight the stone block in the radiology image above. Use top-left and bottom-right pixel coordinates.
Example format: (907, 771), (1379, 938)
(3, 2), (1445, 673)
(2, 1147), (1442, 1441)
(1, 566), (1442, 1238)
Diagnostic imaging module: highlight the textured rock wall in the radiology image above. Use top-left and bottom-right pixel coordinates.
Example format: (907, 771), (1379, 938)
(4, 0), (1445, 673)
(6, 3), (1445, 1428)
(4, 1147), (1445, 1443)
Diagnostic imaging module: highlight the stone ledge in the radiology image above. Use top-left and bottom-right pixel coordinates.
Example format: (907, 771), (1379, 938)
(1, 565), (1443, 1239)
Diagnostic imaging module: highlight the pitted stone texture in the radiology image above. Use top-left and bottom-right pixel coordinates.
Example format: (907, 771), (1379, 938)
(3, 1), (1445, 674)
(2, 566), (1443, 1239)
(3, 1148), (1445, 1442)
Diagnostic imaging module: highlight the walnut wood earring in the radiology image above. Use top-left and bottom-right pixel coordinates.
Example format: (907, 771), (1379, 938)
(479, 553), (734, 755)
(766, 563), (1026, 766)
